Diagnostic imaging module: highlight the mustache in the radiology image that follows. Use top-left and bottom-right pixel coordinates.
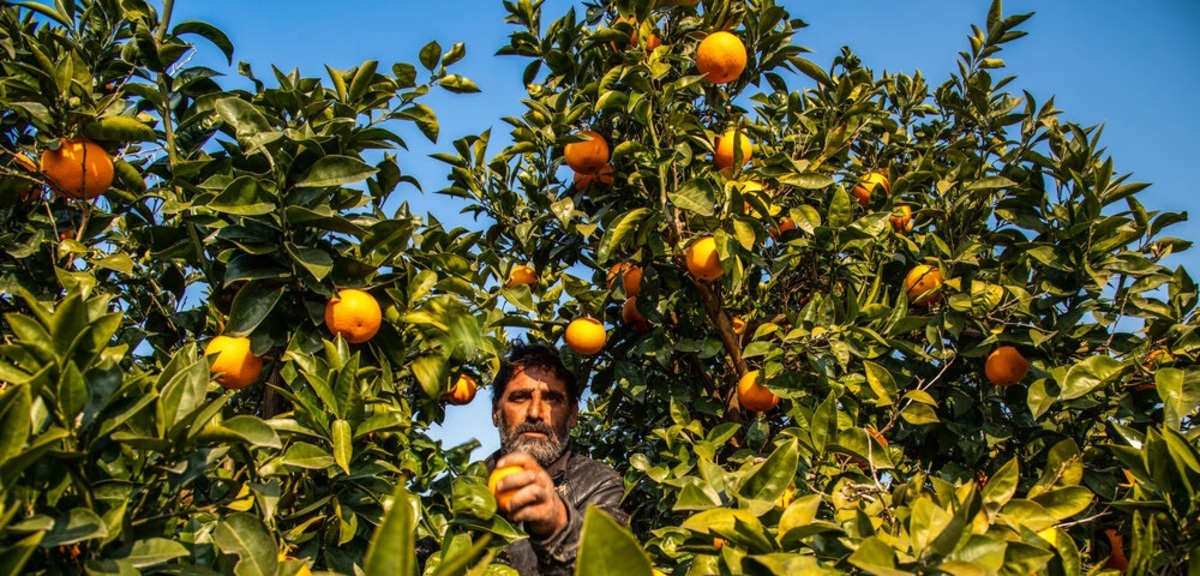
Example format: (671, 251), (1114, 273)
(513, 421), (555, 437)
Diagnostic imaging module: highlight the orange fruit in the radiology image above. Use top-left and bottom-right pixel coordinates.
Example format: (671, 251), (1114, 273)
(903, 264), (943, 306)
(205, 335), (263, 390)
(325, 288), (382, 344)
(39, 139), (114, 200)
(713, 537), (726, 549)
(852, 172), (890, 208)
(505, 264), (538, 288)
(867, 425), (888, 448)
(443, 374), (478, 405)
(768, 218), (796, 240)
(622, 265), (643, 296)
(695, 31), (747, 84)
(984, 346), (1030, 387)
(713, 130), (752, 170)
(731, 316), (746, 335)
(565, 317), (607, 355)
(1144, 348), (1173, 367)
(488, 465), (524, 511)
(574, 164), (615, 190)
(737, 370), (779, 412)
(889, 205), (913, 233)
(685, 236), (723, 281)
(1103, 529), (1129, 571)
(646, 33), (662, 50)
(564, 130), (609, 175)
(622, 297), (651, 332)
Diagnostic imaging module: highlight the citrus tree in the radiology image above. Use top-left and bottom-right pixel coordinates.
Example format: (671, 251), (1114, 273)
(441, 0), (1200, 573)
(0, 0), (525, 574)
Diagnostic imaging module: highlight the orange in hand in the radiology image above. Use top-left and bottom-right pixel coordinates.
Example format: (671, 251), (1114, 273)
(488, 465), (524, 511)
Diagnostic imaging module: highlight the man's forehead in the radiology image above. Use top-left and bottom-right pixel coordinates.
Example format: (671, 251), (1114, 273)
(508, 365), (568, 392)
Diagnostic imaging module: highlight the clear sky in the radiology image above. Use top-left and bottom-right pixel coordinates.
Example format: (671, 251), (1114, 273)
(171, 1), (1200, 458)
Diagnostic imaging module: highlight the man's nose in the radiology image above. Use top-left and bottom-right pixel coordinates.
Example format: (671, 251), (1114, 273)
(527, 395), (547, 421)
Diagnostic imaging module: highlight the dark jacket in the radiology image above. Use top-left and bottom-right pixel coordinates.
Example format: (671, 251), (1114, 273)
(484, 447), (628, 576)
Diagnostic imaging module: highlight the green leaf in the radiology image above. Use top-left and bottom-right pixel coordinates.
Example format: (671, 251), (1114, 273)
(0, 385), (32, 461)
(332, 418), (353, 475)
(95, 254), (135, 275)
(398, 103), (439, 143)
(0, 532), (43, 576)
(286, 245), (333, 281)
(348, 60), (379, 103)
(669, 179), (716, 216)
(411, 355), (449, 401)
(224, 282), (284, 338)
(173, 20), (234, 64)
(848, 537), (909, 576)
(295, 155), (379, 188)
(900, 402), (939, 425)
(1057, 355), (1123, 400)
(364, 483), (417, 576)
(910, 496), (954, 559)
(57, 363), (86, 425)
(596, 208), (651, 264)
(451, 476), (496, 520)
(1157, 367), (1200, 431)
(83, 116), (156, 143)
(576, 506), (652, 573)
(196, 415), (281, 449)
(981, 458), (1019, 515)
(964, 176), (1016, 191)
(1030, 486), (1093, 520)
(441, 74), (481, 94)
(778, 172), (835, 189)
(215, 97), (272, 136)
(82, 559), (143, 576)
(210, 176), (276, 216)
(828, 187), (852, 228)
(419, 40), (442, 71)
(212, 513), (277, 576)
(116, 537), (189, 569)
(864, 361), (897, 406)
(282, 442), (336, 470)
(41, 508), (108, 548)
(738, 439), (798, 512)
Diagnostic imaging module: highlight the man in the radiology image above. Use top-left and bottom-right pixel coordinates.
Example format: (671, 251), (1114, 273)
(485, 342), (628, 576)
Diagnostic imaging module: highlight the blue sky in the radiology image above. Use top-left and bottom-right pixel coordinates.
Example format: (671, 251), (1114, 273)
(172, 1), (1200, 457)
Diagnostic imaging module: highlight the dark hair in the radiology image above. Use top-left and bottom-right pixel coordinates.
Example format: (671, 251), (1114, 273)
(491, 342), (579, 411)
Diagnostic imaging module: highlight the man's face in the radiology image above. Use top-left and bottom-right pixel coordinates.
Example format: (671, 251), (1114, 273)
(494, 365), (577, 466)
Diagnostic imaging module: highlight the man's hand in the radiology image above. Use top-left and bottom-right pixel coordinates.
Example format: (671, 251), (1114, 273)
(493, 452), (569, 537)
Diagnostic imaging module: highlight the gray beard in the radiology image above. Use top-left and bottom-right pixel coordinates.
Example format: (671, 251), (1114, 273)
(498, 418), (568, 467)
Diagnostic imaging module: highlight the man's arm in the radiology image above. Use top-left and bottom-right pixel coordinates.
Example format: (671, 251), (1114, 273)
(528, 459), (626, 576)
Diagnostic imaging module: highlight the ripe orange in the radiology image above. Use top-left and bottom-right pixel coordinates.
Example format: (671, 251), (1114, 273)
(574, 164), (615, 190)
(713, 130), (752, 170)
(488, 465), (524, 511)
(889, 205), (913, 233)
(205, 335), (263, 390)
(695, 31), (747, 84)
(565, 317), (607, 355)
(564, 130), (609, 175)
(985, 346), (1030, 387)
(1144, 348), (1173, 367)
(768, 218), (796, 240)
(732, 316), (746, 335)
(606, 262), (642, 295)
(39, 139), (114, 200)
(1103, 529), (1129, 571)
(622, 297), (651, 332)
(622, 265), (643, 296)
(685, 236), (723, 281)
(505, 264), (538, 288)
(737, 370), (779, 412)
(325, 288), (382, 344)
(646, 33), (662, 51)
(852, 172), (890, 208)
(903, 264), (943, 306)
(713, 537), (726, 550)
(443, 374), (478, 405)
